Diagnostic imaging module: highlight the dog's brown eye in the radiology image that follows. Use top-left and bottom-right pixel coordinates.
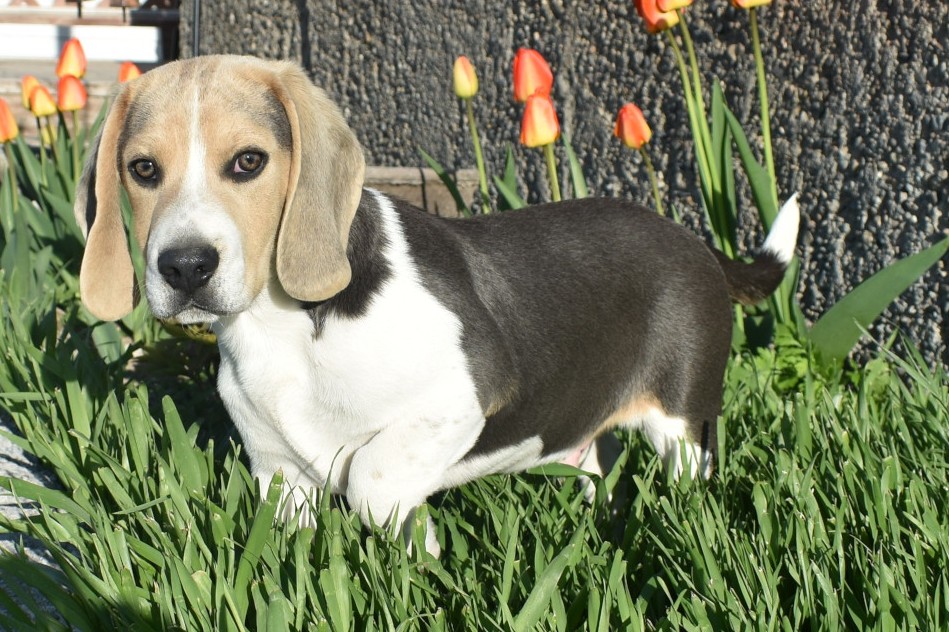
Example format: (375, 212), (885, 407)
(233, 151), (265, 176)
(129, 159), (159, 184)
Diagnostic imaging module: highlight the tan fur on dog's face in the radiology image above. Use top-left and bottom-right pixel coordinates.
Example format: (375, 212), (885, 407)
(75, 56), (365, 322)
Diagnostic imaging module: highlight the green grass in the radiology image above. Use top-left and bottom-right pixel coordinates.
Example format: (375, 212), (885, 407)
(0, 261), (947, 630)
(0, 116), (947, 630)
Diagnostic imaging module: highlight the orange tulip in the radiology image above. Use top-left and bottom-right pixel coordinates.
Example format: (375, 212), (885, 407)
(614, 104), (652, 149)
(513, 48), (554, 103)
(56, 38), (87, 79)
(657, 0), (693, 10)
(731, 0), (771, 7)
(633, 0), (680, 34)
(453, 56), (478, 99)
(21, 75), (40, 110)
(29, 85), (57, 118)
(0, 98), (18, 143)
(119, 61), (143, 83)
(57, 75), (87, 112)
(520, 93), (560, 148)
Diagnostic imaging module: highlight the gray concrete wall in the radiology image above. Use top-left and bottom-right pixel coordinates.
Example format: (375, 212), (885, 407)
(182, 0), (948, 365)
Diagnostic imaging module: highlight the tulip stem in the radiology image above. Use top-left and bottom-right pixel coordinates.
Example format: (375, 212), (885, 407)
(750, 7), (791, 326)
(750, 7), (778, 213)
(665, 30), (728, 254)
(640, 147), (664, 217)
(465, 98), (491, 213)
(44, 118), (60, 165)
(35, 116), (48, 187)
(678, 13), (715, 184)
(4, 143), (19, 211)
(543, 143), (561, 202)
(71, 110), (80, 184)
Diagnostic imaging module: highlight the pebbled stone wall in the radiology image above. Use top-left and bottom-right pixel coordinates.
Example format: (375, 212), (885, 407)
(181, 0), (949, 366)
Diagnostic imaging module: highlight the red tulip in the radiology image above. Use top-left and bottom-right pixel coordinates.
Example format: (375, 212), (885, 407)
(657, 0), (693, 10)
(56, 38), (87, 79)
(633, 0), (681, 34)
(614, 104), (652, 149)
(731, 0), (771, 7)
(513, 48), (554, 103)
(57, 75), (87, 112)
(119, 61), (142, 83)
(0, 98), (18, 143)
(520, 93), (560, 148)
(29, 85), (57, 118)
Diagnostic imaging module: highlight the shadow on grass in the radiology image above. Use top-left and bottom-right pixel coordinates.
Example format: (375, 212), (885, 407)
(127, 333), (239, 460)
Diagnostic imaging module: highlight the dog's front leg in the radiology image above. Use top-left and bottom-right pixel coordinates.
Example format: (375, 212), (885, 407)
(346, 444), (438, 555)
(346, 411), (482, 557)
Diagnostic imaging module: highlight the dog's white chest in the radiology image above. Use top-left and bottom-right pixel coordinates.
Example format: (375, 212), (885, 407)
(212, 201), (486, 497)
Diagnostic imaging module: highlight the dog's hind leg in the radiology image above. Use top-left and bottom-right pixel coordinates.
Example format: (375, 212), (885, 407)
(636, 410), (714, 479)
(574, 431), (624, 502)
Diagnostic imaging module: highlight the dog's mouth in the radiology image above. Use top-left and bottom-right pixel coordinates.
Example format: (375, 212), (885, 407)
(148, 289), (227, 324)
(152, 301), (223, 325)
(161, 304), (218, 324)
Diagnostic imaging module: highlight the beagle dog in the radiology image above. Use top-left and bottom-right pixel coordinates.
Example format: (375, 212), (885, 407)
(75, 55), (799, 555)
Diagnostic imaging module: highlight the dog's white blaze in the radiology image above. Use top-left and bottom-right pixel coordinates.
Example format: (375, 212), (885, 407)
(213, 191), (485, 533)
(144, 89), (248, 321)
(183, 88), (206, 198)
(762, 193), (801, 265)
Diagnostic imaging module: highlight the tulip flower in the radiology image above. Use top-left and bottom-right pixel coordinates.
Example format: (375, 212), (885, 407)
(119, 61), (142, 83)
(614, 104), (652, 149)
(57, 75), (87, 112)
(615, 104), (664, 216)
(657, 0), (693, 10)
(0, 98), (18, 143)
(56, 38), (87, 79)
(0, 97), (19, 208)
(453, 56), (478, 99)
(633, 0), (680, 34)
(29, 85), (58, 178)
(21, 75), (40, 110)
(513, 48), (553, 103)
(58, 75), (87, 180)
(520, 93), (561, 202)
(29, 85), (57, 118)
(732, 0), (771, 7)
(520, 93), (560, 149)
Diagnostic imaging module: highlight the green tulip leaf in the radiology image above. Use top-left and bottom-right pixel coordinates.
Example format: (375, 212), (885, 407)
(723, 102), (777, 227)
(494, 144), (526, 211)
(561, 133), (588, 199)
(418, 148), (471, 216)
(809, 234), (949, 362)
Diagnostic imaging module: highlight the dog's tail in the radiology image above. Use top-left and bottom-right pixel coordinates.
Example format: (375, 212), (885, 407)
(713, 194), (801, 305)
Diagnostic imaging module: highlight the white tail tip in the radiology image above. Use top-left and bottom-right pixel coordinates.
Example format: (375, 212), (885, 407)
(762, 193), (800, 265)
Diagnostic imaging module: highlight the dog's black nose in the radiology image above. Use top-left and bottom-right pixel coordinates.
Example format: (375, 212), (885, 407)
(157, 246), (219, 294)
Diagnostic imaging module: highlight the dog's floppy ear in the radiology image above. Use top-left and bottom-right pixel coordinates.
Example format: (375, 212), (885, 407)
(271, 65), (365, 302)
(74, 88), (136, 321)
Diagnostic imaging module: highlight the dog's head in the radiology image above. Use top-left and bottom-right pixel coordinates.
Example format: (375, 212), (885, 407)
(75, 55), (365, 322)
